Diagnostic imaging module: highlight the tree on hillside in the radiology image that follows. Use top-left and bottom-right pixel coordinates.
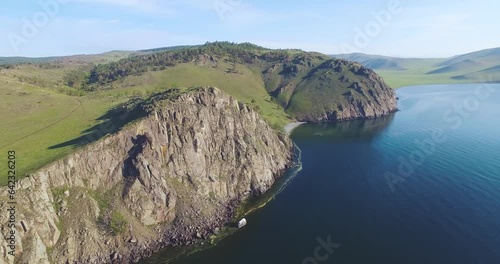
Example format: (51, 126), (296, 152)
(64, 70), (87, 88)
(86, 42), (271, 86)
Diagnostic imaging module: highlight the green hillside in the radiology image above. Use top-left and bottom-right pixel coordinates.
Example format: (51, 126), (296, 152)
(428, 59), (483, 75)
(0, 57), (60, 65)
(0, 42), (396, 184)
(452, 65), (500, 81)
(87, 42), (395, 122)
(439, 47), (500, 66)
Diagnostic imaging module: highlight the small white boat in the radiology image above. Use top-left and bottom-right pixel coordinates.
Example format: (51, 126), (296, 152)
(237, 218), (247, 228)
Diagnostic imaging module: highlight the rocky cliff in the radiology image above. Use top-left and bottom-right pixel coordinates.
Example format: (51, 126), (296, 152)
(282, 59), (398, 122)
(0, 87), (293, 263)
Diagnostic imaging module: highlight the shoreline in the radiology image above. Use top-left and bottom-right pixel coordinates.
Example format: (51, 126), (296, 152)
(145, 144), (303, 263)
(284, 122), (306, 135)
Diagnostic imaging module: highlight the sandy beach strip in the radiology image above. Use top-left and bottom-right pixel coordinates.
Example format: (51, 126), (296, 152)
(284, 122), (306, 135)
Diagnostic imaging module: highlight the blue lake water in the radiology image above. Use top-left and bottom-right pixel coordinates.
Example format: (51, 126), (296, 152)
(148, 84), (500, 264)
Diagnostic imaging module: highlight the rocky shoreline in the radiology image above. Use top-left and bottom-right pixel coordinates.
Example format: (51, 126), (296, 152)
(108, 164), (296, 264)
(102, 200), (238, 264)
(133, 159), (296, 264)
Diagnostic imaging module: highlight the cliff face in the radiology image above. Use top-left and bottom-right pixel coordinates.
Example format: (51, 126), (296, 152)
(0, 87), (292, 263)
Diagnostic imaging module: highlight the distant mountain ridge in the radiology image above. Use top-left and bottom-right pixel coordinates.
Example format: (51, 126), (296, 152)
(428, 59), (483, 75)
(332, 53), (409, 71)
(331, 47), (500, 87)
(439, 47), (500, 67)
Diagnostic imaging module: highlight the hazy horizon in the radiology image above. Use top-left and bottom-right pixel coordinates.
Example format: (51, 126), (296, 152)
(2, 0), (500, 57)
(2, 42), (499, 60)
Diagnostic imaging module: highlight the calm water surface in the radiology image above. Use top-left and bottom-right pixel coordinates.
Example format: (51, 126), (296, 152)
(146, 84), (500, 264)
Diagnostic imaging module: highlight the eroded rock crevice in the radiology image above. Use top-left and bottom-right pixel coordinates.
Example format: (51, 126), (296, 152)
(122, 134), (148, 198)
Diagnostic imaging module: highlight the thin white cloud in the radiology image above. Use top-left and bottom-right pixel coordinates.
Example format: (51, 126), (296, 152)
(214, 3), (325, 28)
(71, 18), (121, 25)
(172, 0), (214, 10)
(71, 0), (173, 14)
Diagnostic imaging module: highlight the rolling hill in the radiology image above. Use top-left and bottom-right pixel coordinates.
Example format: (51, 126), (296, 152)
(439, 47), (500, 67)
(332, 53), (409, 70)
(332, 47), (500, 87)
(427, 59), (483, 75)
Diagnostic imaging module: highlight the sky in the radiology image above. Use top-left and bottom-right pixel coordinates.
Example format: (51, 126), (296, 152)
(1, 0), (499, 58)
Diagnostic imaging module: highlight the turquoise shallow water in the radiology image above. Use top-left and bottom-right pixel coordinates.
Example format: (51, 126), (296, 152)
(147, 84), (500, 264)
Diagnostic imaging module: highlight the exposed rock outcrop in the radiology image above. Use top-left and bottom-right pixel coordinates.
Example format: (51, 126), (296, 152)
(193, 54), (218, 67)
(287, 59), (398, 122)
(0, 87), (292, 263)
(258, 51), (397, 123)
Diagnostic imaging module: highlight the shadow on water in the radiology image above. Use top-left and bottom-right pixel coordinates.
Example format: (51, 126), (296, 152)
(291, 113), (396, 143)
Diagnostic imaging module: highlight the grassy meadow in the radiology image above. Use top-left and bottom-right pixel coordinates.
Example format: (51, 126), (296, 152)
(0, 75), (129, 185)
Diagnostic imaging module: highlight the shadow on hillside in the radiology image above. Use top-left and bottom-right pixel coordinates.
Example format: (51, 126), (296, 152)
(48, 99), (147, 150)
(49, 89), (186, 150)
